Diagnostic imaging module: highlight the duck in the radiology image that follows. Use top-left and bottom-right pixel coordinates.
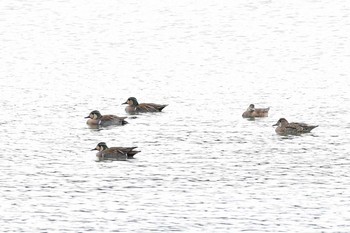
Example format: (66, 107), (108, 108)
(273, 118), (318, 135)
(122, 97), (167, 114)
(242, 104), (270, 118)
(85, 110), (128, 127)
(92, 142), (140, 161)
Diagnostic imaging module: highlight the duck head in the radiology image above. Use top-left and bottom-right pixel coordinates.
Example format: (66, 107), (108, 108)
(85, 110), (102, 119)
(122, 97), (139, 107)
(91, 142), (108, 151)
(247, 104), (255, 112)
(273, 118), (289, 127)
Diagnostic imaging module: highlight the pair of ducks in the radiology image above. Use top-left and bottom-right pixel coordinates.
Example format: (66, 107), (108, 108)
(86, 97), (168, 161)
(85, 97), (168, 127)
(242, 104), (318, 135)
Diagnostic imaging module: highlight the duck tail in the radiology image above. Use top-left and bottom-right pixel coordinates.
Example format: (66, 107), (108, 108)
(127, 150), (141, 158)
(306, 125), (318, 132)
(311, 125), (318, 130)
(158, 105), (168, 111)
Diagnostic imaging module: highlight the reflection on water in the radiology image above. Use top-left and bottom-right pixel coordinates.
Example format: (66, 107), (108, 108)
(1, 0), (350, 232)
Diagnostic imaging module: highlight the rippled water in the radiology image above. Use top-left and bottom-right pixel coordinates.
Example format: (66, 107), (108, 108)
(1, 0), (350, 232)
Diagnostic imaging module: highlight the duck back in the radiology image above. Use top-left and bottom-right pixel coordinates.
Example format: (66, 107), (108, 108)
(242, 107), (269, 118)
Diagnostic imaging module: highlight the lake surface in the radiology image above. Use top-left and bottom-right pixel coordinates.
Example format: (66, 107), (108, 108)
(1, 0), (350, 232)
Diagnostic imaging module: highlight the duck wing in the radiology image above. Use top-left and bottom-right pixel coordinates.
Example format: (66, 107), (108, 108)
(286, 123), (304, 133)
(136, 103), (162, 112)
(99, 148), (127, 160)
(148, 103), (168, 111)
(101, 115), (128, 125)
(111, 147), (141, 158)
(102, 115), (127, 121)
(290, 122), (318, 132)
(255, 107), (270, 113)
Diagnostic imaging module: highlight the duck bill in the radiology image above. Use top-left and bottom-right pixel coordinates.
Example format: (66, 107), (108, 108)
(272, 123), (278, 126)
(84, 116), (90, 119)
(91, 148), (98, 151)
(122, 101), (127, 105)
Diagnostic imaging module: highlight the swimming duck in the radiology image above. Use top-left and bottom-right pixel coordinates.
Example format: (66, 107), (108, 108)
(122, 97), (167, 114)
(92, 142), (140, 161)
(85, 110), (128, 127)
(273, 118), (318, 135)
(242, 104), (270, 118)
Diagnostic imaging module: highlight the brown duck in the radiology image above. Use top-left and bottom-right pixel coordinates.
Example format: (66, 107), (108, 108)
(273, 118), (318, 135)
(122, 97), (167, 114)
(242, 104), (270, 118)
(92, 142), (140, 161)
(85, 110), (128, 127)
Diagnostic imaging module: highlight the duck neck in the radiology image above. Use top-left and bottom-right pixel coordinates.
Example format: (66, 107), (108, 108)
(132, 99), (139, 107)
(94, 113), (102, 119)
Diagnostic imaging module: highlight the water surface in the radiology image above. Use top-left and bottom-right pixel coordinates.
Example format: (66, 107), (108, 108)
(0, 0), (350, 232)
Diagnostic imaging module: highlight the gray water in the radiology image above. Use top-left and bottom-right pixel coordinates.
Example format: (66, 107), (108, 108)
(1, 0), (350, 232)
